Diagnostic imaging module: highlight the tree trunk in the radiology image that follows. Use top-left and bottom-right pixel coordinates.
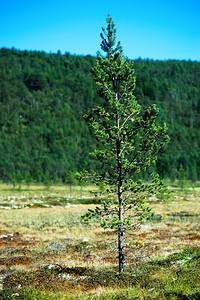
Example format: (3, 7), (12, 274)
(115, 99), (125, 273)
(116, 113), (124, 273)
(80, 185), (83, 198)
(118, 207), (125, 273)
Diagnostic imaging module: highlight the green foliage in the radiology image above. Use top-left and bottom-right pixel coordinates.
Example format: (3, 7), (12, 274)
(0, 48), (98, 183)
(0, 45), (199, 183)
(43, 178), (51, 190)
(65, 170), (78, 185)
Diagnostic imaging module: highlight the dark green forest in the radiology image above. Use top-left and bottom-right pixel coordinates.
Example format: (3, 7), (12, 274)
(0, 48), (200, 184)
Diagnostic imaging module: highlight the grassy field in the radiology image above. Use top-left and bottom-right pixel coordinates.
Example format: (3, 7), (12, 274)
(0, 183), (199, 299)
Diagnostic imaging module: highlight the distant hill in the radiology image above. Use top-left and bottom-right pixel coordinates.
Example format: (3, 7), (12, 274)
(0, 48), (199, 183)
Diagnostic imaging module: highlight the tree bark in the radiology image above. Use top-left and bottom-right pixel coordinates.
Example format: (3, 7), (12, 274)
(116, 111), (125, 273)
(118, 204), (125, 273)
(118, 165), (125, 273)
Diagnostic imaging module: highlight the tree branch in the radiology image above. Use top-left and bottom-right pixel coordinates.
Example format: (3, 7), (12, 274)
(120, 112), (134, 130)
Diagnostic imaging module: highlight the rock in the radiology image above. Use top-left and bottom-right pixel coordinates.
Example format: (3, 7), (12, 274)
(140, 224), (151, 230)
(42, 264), (63, 270)
(47, 243), (65, 250)
(82, 238), (89, 242)
(0, 233), (14, 239)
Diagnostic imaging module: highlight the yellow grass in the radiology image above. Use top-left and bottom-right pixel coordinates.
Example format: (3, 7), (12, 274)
(0, 183), (200, 298)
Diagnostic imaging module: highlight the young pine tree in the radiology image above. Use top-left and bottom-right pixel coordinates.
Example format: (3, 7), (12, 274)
(82, 16), (169, 273)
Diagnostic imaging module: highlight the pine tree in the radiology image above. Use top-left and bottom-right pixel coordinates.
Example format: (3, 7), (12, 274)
(82, 15), (169, 273)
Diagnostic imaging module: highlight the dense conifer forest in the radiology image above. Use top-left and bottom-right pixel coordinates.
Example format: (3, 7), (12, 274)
(0, 48), (199, 183)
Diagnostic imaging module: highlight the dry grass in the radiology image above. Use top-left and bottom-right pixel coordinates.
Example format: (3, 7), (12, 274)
(0, 183), (200, 298)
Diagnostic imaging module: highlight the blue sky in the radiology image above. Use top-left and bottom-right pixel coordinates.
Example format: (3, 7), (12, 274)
(1, 0), (200, 60)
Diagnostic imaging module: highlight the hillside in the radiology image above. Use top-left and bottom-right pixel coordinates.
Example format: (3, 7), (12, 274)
(0, 48), (200, 183)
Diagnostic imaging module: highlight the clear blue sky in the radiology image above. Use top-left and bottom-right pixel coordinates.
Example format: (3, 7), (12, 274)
(1, 0), (200, 61)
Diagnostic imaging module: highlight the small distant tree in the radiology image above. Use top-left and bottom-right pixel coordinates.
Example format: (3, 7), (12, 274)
(81, 16), (169, 273)
(11, 171), (22, 190)
(43, 174), (51, 190)
(11, 174), (17, 190)
(25, 171), (32, 190)
(65, 170), (78, 193)
(178, 164), (188, 191)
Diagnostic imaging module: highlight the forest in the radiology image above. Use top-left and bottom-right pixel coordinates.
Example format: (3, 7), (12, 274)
(0, 47), (200, 184)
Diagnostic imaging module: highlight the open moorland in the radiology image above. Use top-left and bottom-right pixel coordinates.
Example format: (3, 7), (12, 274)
(0, 183), (199, 299)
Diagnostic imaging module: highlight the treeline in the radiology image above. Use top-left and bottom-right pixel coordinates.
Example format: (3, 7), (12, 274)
(0, 48), (199, 183)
